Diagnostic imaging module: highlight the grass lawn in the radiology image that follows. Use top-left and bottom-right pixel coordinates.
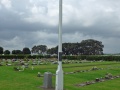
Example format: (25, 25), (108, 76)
(0, 60), (120, 90)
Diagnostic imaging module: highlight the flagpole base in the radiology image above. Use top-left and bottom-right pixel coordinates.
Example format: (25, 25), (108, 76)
(55, 61), (63, 90)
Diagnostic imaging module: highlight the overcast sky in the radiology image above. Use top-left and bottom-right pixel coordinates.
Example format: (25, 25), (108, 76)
(0, 0), (120, 53)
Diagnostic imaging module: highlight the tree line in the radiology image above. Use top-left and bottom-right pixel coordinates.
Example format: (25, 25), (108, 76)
(0, 39), (104, 55)
(47, 39), (104, 55)
(0, 47), (31, 55)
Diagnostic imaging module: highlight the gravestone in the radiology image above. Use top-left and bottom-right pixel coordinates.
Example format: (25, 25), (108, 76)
(6, 63), (12, 66)
(95, 78), (100, 82)
(37, 72), (41, 77)
(43, 72), (52, 89)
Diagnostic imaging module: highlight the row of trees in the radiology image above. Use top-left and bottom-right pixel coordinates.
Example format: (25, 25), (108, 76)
(0, 39), (104, 55)
(0, 47), (31, 55)
(47, 39), (104, 55)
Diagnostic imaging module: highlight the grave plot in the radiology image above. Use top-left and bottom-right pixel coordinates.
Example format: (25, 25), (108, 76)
(76, 73), (120, 87)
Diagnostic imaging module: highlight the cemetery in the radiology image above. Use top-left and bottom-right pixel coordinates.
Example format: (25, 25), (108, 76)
(0, 58), (120, 90)
(0, 0), (120, 90)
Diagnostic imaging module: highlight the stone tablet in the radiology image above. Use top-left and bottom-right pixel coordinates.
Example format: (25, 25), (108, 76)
(43, 72), (52, 88)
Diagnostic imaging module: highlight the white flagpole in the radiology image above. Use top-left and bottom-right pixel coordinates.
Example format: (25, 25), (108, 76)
(55, 0), (63, 90)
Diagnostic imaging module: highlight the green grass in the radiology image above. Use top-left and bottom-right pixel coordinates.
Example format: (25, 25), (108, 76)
(0, 61), (120, 90)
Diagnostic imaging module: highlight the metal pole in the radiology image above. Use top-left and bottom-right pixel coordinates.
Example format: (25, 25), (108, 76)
(55, 0), (63, 90)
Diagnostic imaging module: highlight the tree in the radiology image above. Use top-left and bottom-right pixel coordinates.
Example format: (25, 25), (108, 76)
(47, 43), (83, 55)
(47, 40), (104, 55)
(22, 47), (31, 54)
(0, 46), (3, 54)
(4, 50), (10, 55)
(80, 39), (104, 55)
(47, 47), (58, 55)
(31, 45), (47, 54)
(12, 50), (22, 54)
(31, 45), (37, 54)
(62, 43), (83, 55)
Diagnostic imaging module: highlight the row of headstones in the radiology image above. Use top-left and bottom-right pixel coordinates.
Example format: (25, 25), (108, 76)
(3, 59), (85, 65)
(51, 59), (112, 65)
(0, 59), (47, 66)
(50, 60), (83, 64)
(0, 59), (45, 63)
(1, 59), (102, 66)
(14, 65), (35, 71)
(76, 73), (120, 87)
(64, 66), (120, 75)
(51, 60), (99, 64)
(64, 66), (102, 74)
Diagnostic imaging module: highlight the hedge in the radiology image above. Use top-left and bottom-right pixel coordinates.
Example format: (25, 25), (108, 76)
(62, 55), (120, 61)
(0, 55), (120, 61)
(0, 55), (43, 59)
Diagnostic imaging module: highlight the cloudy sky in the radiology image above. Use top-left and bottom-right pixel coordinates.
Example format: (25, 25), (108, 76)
(0, 0), (120, 53)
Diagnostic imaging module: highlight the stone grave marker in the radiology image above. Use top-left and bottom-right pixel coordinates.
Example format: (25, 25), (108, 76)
(37, 72), (41, 77)
(43, 72), (52, 89)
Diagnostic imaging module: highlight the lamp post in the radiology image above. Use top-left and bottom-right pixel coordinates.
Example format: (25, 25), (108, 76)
(55, 0), (63, 90)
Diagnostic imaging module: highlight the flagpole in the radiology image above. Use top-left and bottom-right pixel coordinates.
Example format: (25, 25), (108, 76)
(55, 0), (63, 90)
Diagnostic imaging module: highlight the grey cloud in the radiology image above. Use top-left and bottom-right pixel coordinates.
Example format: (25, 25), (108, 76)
(0, 0), (120, 53)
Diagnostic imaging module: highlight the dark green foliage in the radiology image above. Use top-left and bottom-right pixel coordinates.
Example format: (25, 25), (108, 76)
(80, 39), (104, 55)
(62, 43), (84, 55)
(47, 43), (84, 55)
(0, 46), (3, 54)
(22, 47), (31, 54)
(12, 50), (22, 54)
(47, 46), (58, 55)
(0, 54), (120, 61)
(31, 45), (47, 54)
(63, 55), (120, 61)
(0, 55), (44, 59)
(4, 50), (10, 55)
(113, 56), (120, 61)
(0, 39), (104, 56)
(86, 55), (103, 61)
(48, 39), (104, 55)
